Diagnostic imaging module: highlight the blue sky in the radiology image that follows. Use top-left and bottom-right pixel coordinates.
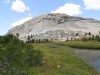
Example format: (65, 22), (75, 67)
(0, 0), (100, 35)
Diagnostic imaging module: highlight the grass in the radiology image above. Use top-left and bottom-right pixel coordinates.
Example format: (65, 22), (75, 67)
(56, 41), (100, 49)
(25, 42), (100, 75)
(0, 44), (2, 48)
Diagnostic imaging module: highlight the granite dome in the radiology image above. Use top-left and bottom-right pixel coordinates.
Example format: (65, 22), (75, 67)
(8, 13), (100, 41)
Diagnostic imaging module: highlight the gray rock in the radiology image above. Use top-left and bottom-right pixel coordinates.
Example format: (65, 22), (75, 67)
(8, 13), (100, 41)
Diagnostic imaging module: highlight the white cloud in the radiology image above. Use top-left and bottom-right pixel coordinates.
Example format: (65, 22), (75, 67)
(11, 17), (32, 27)
(11, 0), (30, 13)
(51, 3), (81, 16)
(83, 0), (100, 10)
(28, 13), (31, 16)
(25, 13), (31, 16)
(4, 0), (9, 3)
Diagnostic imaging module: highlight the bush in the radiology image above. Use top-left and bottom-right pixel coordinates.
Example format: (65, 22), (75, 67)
(0, 34), (43, 75)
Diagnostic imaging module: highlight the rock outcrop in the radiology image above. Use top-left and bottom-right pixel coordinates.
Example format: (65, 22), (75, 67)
(8, 13), (100, 41)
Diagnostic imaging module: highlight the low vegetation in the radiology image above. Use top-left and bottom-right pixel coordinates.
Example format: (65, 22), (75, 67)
(31, 43), (99, 75)
(0, 34), (100, 75)
(56, 41), (100, 49)
(0, 34), (43, 75)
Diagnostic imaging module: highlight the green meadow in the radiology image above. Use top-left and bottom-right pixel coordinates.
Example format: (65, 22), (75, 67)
(56, 41), (100, 49)
(27, 42), (100, 75)
(0, 34), (100, 75)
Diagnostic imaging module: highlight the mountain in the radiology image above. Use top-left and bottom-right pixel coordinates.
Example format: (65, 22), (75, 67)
(8, 13), (100, 41)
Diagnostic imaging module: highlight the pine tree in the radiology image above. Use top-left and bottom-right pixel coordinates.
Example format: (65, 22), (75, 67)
(27, 35), (31, 43)
(31, 39), (35, 43)
(43, 38), (49, 42)
(66, 38), (69, 42)
(95, 35), (99, 41)
(31, 35), (33, 38)
(39, 39), (41, 43)
(36, 39), (39, 43)
(76, 33), (79, 36)
(88, 32), (91, 35)
(92, 35), (95, 40)
(16, 33), (19, 39)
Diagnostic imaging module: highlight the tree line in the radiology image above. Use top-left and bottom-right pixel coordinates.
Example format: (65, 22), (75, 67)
(26, 35), (51, 43)
(25, 31), (100, 43)
(69, 31), (100, 42)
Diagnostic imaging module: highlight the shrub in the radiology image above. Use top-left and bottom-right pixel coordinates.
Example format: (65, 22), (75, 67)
(0, 34), (43, 75)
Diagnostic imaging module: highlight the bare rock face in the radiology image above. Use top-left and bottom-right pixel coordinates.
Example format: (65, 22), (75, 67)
(8, 13), (100, 41)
